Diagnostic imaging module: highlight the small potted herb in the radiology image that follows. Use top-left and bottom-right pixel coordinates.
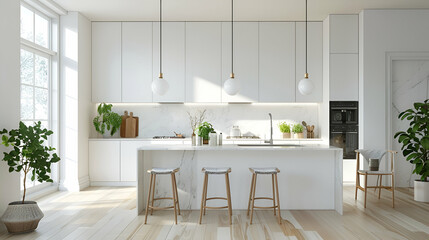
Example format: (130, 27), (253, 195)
(278, 122), (291, 139)
(292, 123), (304, 139)
(196, 122), (214, 145)
(93, 103), (122, 137)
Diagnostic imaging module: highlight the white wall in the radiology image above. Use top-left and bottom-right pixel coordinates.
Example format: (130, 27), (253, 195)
(60, 12), (92, 191)
(0, 0), (21, 232)
(359, 9), (429, 186)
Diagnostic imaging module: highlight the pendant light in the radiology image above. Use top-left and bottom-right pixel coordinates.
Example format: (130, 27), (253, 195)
(223, 0), (240, 96)
(152, 0), (169, 96)
(298, 0), (314, 95)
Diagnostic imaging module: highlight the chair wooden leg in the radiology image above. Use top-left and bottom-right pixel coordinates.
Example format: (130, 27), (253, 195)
(364, 174), (368, 208)
(378, 175), (382, 199)
(199, 173), (208, 224)
(173, 173), (181, 215)
(203, 174), (209, 216)
(274, 173), (281, 224)
(355, 173), (359, 200)
(170, 174), (178, 224)
(144, 174), (154, 224)
(272, 174), (276, 216)
(225, 173), (233, 225)
(150, 174), (156, 215)
(392, 174), (395, 208)
(250, 173), (257, 224)
(247, 174), (255, 216)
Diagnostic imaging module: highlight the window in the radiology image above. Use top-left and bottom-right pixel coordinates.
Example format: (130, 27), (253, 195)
(20, 3), (58, 190)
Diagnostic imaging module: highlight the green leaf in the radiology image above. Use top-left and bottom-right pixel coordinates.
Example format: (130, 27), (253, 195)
(421, 137), (429, 150)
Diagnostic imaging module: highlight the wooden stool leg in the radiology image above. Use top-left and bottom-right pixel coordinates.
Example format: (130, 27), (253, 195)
(392, 174), (395, 208)
(247, 174), (255, 216)
(171, 173), (178, 224)
(173, 173), (181, 215)
(250, 173), (257, 225)
(378, 175), (382, 199)
(364, 174), (368, 208)
(150, 174), (156, 215)
(203, 174), (209, 216)
(144, 174), (154, 224)
(225, 173), (233, 225)
(274, 173), (281, 224)
(199, 173), (208, 224)
(355, 173), (359, 200)
(272, 174), (276, 216)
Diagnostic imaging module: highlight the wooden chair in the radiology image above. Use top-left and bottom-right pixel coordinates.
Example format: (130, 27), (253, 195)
(355, 150), (397, 208)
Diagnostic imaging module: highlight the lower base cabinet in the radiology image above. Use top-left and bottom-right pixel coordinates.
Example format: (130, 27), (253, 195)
(89, 141), (121, 182)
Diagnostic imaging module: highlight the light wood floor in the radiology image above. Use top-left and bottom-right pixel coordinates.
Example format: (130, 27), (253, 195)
(0, 186), (429, 240)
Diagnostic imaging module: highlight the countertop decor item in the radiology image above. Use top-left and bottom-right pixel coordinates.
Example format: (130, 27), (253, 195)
(93, 103), (122, 137)
(230, 125), (241, 137)
(223, 0), (240, 96)
(197, 122), (214, 145)
(298, 0), (314, 95)
(394, 99), (429, 202)
(121, 111), (139, 138)
(187, 109), (207, 138)
(278, 122), (291, 139)
(0, 122), (60, 233)
(209, 132), (218, 146)
(292, 123), (304, 139)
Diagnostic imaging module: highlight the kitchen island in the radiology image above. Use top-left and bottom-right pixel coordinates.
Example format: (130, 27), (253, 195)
(137, 145), (343, 215)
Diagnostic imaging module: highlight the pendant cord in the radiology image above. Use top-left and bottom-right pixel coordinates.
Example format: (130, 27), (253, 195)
(305, 0), (308, 75)
(160, 0), (162, 75)
(231, 0), (234, 75)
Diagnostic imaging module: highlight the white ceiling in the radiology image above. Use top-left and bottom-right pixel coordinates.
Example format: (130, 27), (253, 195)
(53, 0), (429, 21)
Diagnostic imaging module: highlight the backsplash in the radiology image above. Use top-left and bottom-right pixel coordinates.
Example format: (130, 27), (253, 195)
(91, 104), (320, 139)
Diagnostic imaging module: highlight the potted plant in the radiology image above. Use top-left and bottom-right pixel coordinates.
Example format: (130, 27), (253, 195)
(93, 103), (122, 137)
(394, 100), (429, 202)
(278, 122), (291, 139)
(292, 123), (304, 139)
(0, 122), (60, 233)
(187, 109), (207, 146)
(196, 122), (214, 145)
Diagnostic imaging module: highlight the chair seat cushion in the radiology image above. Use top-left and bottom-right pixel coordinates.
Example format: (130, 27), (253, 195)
(357, 170), (392, 175)
(249, 167), (280, 174)
(202, 167), (231, 174)
(148, 168), (179, 174)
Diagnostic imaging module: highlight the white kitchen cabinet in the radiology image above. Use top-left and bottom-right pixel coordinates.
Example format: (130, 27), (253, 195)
(329, 54), (359, 101)
(259, 22), (296, 102)
(221, 22), (259, 102)
(92, 22), (122, 103)
(186, 22), (222, 102)
(329, 15), (359, 54)
(120, 141), (143, 182)
(122, 22), (153, 103)
(89, 140), (120, 182)
(296, 22), (323, 102)
(153, 22), (186, 102)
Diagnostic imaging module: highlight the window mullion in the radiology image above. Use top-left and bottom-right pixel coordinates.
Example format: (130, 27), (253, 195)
(32, 52), (36, 120)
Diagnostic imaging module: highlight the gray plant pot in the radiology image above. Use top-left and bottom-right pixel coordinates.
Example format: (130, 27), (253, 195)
(1, 201), (44, 234)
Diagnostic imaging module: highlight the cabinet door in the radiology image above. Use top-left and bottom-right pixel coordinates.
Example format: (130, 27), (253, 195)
(329, 54), (358, 101)
(186, 22), (222, 102)
(153, 22), (185, 102)
(221, 22), (259, 102)
(120, 141), (145, 182)
(89, 141), (120, 181)
(330, 15), (358, 54)
(259, 22), (296, 102)
(122, 22), (153, 102)
(296, 22), (323, 102)
(92, 22), (121, 102)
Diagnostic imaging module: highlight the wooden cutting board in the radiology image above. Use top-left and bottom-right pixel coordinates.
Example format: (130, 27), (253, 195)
(125, 112), (137, 138)
(120, 111), (128, 138)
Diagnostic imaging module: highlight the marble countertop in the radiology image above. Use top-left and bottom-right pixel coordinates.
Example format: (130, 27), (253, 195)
(89, 138), (323, 141)
(138, 144), (341, 151)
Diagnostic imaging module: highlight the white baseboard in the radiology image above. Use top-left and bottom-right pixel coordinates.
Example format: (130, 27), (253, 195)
(90, 181), (136, 187)
(79, 176), (90, 190)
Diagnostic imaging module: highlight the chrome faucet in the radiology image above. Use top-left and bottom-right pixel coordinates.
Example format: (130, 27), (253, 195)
(264, 113), (273, 145)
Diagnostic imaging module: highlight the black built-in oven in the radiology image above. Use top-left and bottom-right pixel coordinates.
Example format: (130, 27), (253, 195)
(330, 101), (359, 159)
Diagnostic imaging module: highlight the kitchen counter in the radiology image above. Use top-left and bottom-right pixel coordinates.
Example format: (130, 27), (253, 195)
(138, 144), (338, 151)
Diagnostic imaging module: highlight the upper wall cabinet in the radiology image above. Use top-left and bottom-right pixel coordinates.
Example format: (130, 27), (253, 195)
(296, 22), (323, 102)
(92, 22), (122, 102)
(186, 22), (222, 102)
(153, 22), (186, 102)
(259, 22), (296, 102)
(122, 22), (153, 103)
(330, 15), (358, 54)
(221, 22), (259, 103)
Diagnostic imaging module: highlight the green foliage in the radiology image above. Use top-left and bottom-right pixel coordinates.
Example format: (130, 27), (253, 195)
(93, 103), (122, 136)
(292, 124), (304, 133)
(1, 122), (61, 202)
(196, 122), (214, 140)
(394, 99), (429, 181)
(278, 122), (291, 133)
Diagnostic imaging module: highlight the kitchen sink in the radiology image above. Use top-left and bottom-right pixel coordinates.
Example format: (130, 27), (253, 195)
(237, 144), (301, 147)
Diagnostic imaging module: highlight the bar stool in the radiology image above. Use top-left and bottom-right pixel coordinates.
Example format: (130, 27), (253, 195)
(199, 167), (232, 225)
(247, 167), (281, 224)
(144, 168), (180, 224)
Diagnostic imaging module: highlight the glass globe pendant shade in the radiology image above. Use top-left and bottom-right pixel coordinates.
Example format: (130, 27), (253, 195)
(298, 73), (314, 95)
(152, 73), (169, 96)
(224, 73), (240, 96)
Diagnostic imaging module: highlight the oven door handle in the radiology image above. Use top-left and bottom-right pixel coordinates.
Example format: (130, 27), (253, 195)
(331, 131), (358, 134)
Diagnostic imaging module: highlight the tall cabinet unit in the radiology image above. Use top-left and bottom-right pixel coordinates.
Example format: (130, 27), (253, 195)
(92, 22), (122, 102)
(186, 22), (222, 102)
(259, 22), (296, 102)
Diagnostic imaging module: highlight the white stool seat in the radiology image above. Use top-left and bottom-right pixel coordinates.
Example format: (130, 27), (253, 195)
(357, 170), (393, 175)
(202, 167), (231, 174)
(148, 168), (179, 174)
(249, 167), (280, 174)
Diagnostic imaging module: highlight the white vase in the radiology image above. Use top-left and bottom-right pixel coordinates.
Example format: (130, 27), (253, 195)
(414, 180), (429, 202)
(209, 133), (217, 146)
